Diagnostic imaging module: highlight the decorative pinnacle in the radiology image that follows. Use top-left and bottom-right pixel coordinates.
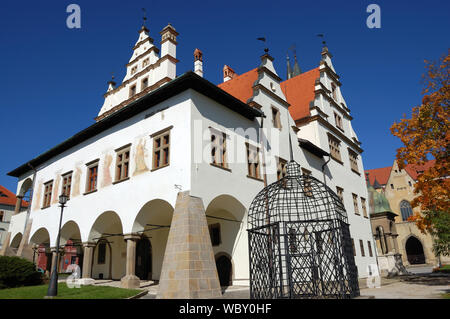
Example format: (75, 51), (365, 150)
(142, 8), (147, 26)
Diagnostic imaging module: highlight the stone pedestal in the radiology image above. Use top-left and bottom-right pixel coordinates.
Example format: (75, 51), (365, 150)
(81, 242), (95, 284)
(157, 191), (222, 299)
(121, 233), (141, 289)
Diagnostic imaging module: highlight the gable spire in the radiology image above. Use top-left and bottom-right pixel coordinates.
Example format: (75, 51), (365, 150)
(292, 50), (302, 77)
(286, 54), (293, 79)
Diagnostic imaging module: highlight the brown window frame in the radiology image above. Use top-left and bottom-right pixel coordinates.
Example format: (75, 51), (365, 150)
(352, 193), (360, 215)
(328, 134), (342, 163)
(129, 84), (137, 97)
(361, 197), (368, 218)
(271, 106), (282, 130)
(42, 180), (53, 208)
(331, 82), (337, 100)
(246, 143), (261, 180)
(0, 211), (4, 222)
(336, 186), (344, 204)
(61, 171), (72, 200)
(141, 77), (148, 90)
(142, 58), (149, 68)
(130, 65), (138, 75)
(334, 112), (344, 131)
(348, 148), (359, 174)
(367, 240), (373, 257)
(115, 144), (131, 182)
(210, 129), (228, 169)
(359, 239), (365, 257)
(85, 160), (99, 194)
(276, 157), (287, 180)
(151, 127), (172, 171)
(301, 167), (313, 197)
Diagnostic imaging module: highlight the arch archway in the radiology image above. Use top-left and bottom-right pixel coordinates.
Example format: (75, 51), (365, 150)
(10, 233), (23, 249)
(405, 236), (426, 265)
(215, 253), (232, 287)
(88, 211), (124, 280)
(60, 221), (83, 273)
(135, 235), (152, 280)
(132, 199), (174, 280)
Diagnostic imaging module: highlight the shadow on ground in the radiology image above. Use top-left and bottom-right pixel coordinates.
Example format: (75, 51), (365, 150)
(399, 273), (450, 286)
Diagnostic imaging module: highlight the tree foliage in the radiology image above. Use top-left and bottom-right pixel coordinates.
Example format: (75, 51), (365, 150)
(390, 50), (449, 239)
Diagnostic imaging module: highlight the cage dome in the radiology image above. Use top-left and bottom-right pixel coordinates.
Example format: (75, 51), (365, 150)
(247, 161), (360, 299)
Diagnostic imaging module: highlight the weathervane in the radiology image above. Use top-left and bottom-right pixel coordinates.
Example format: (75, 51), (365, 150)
(257, 37), (269, 54)
(142, 8), (147, 27)
(317, 33), (326, 47)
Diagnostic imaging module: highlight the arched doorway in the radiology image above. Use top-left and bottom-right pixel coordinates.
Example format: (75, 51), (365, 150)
(405, 236), (425, 264)
(135, 236), (152, 280)
(216, 255), (232, 287)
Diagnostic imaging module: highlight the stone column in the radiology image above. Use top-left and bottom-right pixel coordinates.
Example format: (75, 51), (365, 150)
(80, 242), (95, 285)
(120, 233), (141, 289)
(14, 196), (23, 215)
(0, 232), (11, 256)
(17, 220), (34, 261)
(157, 191), (222, 299)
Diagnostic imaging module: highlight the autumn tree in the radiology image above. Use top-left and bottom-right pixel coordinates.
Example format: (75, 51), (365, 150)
(390, 50), (449, 256)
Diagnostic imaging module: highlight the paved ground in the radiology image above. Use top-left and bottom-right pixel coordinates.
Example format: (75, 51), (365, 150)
(89, 272), (449, 299)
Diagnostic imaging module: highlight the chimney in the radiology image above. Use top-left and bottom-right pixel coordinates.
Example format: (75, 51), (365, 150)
(107, 76), (116, 92)
(223, 65), (237, 82)
(194, 48), (203, 77)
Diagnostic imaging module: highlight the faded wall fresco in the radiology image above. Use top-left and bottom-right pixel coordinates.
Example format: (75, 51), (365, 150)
(102, 153), (113, 187)
(72, 166), (82, 197)
(33, 180), (43, 211)
(133, 138), (149, 176)
(51, 172), (61, 204)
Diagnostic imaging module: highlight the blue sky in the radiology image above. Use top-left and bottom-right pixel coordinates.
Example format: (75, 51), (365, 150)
(0, 0), (448, 193)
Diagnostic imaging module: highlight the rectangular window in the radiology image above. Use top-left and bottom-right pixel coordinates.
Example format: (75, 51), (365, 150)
(348, 149), (359, 173)
(328, 134), (342, 162)
(331, 83), (337, 100)
(301, 168), (313, 196)
(86, 160), (99, 193)
(368, 241), (373, 257)
(98, 242), (106, 264)
(390, 184), (394, 189)
(246, 143), (261, 180)
(359, 239), (365, 257)
(209, 223), (221, 246)
(352, 238), (356, 256)
(115, 145), (131, 182)
(0, 211), (4, 222)
(334, 112), (343, 131)
(142, 58), (149, 68)
(277, 157), (287, 180)
(352, 193), (360, 215)
(131, 65), (137, 75)
(152, 128), (171, 170)
(336, 187), (344, 204)
(141, 77), (148, 90)
(361, 198), (368, 218)
(129, 84), (136, 97)
(61, 172), (72, 199)
(271, 106), (282, 129)
(210, 129), (228, 169)
(42, 180), (53, 208)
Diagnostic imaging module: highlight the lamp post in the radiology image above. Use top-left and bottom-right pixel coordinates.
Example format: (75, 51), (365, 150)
(46, 194), (68, 297)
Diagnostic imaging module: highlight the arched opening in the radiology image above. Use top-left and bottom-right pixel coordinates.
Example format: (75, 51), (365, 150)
(10, 232), (23, 255)
(60, 221), (83, 274)
(405, 236), (426, 265)
(135, 236), (152, 280)
(29, 227), (51, 273)
(215, 254), (232, 287)
(400, 200), (413, 221)
(132, 199), (174, 281)
(88, 211), (124, 280)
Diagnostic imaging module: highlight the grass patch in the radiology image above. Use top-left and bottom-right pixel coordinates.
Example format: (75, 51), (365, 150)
(442, 293), (450, 299)
(0, 283), (141, 299)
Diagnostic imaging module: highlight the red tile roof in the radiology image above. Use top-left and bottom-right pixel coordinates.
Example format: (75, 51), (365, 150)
(218, 68), (258, 104)
(281, 67), (320, 121)
(365, 160), (436, 185)
(365, 166), (392, 186)
(218, 67), (320, 122)
(0, 185), (28, 208)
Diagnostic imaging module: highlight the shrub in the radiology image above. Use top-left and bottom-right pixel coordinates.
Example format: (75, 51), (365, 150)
(0, 256), (43, 289)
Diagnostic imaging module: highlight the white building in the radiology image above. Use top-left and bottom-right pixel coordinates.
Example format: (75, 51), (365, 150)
(2, 20), (376, 298)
